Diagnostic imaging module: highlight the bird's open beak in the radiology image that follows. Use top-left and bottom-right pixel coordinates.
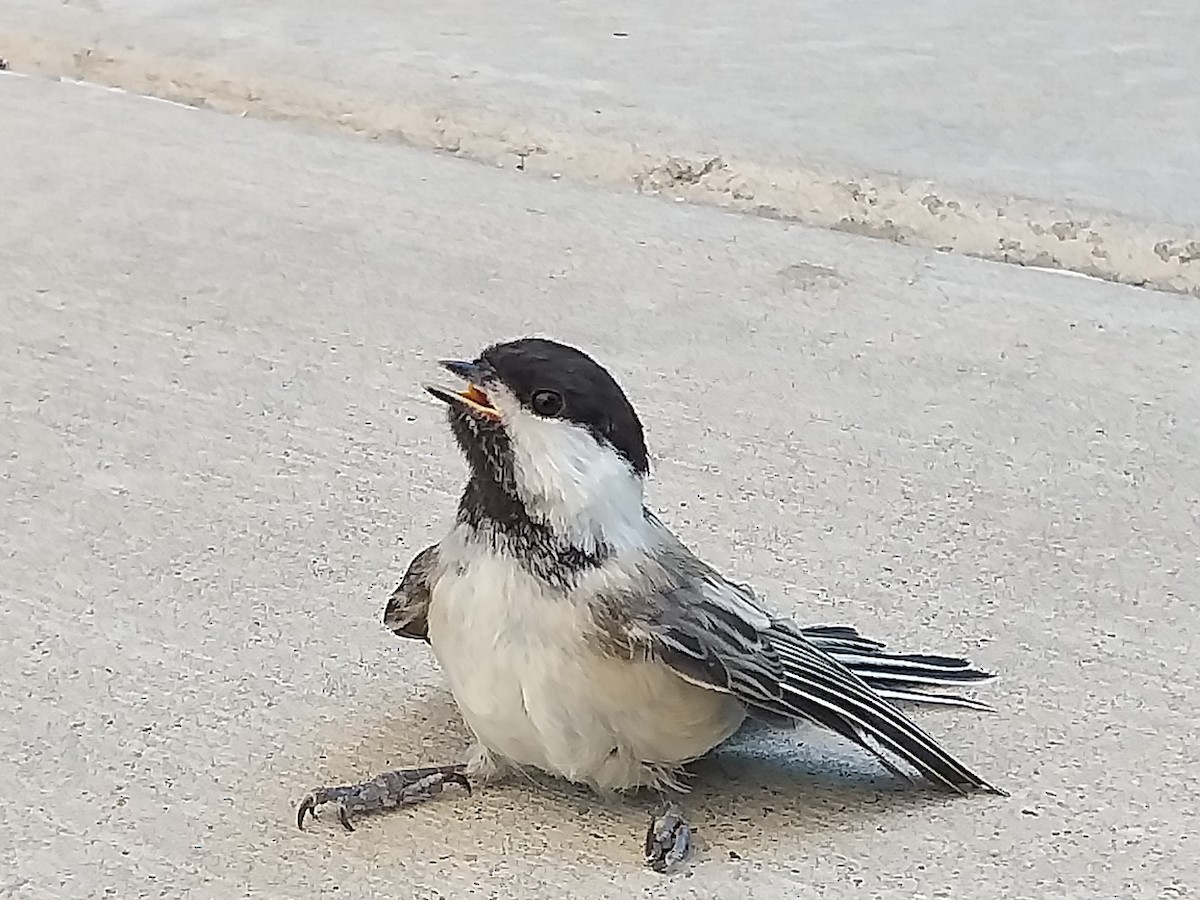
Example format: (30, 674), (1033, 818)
(426, 360), (501, 420)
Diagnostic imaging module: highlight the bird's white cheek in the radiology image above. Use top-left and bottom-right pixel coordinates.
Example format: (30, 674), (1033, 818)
(496, 405), (649, 553)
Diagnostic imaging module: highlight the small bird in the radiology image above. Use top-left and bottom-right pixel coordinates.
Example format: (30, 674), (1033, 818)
(297, 337), (1005, 871)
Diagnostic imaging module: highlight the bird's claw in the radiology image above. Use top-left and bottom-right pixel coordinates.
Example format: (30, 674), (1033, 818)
(296, 788), (356, 831)
(645, 802), (692, 873)
(295, 766), (471, 833)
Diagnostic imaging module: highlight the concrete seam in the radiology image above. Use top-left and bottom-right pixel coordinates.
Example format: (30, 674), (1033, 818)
(5, 32), (1197, 298)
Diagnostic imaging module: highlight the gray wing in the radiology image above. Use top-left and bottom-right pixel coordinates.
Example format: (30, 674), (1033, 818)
(382, 544), (440, 642)
(624, 528), (1003, 795)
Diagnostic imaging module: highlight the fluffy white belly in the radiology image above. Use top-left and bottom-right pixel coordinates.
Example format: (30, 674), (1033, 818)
(426, 549), (745, 792)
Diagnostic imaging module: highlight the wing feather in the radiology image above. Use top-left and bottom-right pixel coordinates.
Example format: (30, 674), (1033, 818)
(636, 543), (1003, 795)
(382, 544), (440, 642)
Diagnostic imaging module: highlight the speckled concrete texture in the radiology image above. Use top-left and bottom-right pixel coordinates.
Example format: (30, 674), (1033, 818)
(2, 76), (1197, 899)
(2, 0), (1199, 294)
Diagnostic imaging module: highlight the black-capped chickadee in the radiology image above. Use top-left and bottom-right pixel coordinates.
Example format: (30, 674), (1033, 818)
(298, 337), (1005, 871)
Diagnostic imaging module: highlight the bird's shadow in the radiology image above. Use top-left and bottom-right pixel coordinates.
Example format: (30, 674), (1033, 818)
(670, 719), (972, 858)
(335, 690), (977, 867)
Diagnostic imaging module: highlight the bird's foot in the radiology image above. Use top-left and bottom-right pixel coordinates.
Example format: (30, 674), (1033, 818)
(644, 802), (692, 873)
(296, 763), (470, 832)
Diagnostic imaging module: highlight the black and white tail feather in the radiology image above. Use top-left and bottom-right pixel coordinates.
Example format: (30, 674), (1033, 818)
(801, 624), (997, 713)
(767, 623), (1003, 795)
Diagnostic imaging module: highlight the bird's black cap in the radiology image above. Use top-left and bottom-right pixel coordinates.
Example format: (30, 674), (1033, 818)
(431, 337), (649, 477)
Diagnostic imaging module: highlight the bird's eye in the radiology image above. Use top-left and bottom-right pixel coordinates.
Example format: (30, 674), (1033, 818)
(530, 389), (564, 417)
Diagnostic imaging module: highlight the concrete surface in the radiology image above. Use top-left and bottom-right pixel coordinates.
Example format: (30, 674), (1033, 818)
(3, 0), (1200, 296)
(3, 74), (1199, 899)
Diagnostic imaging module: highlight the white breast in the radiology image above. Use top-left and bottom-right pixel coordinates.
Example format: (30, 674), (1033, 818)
(426, 530), (745, 793)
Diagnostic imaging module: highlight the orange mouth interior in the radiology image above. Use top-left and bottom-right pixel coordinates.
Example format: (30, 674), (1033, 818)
(458, 383), (499, 417)
(462, 384), (491, 407)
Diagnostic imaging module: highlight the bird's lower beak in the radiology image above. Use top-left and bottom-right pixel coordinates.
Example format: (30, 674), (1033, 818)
(426, 360), (501, 420)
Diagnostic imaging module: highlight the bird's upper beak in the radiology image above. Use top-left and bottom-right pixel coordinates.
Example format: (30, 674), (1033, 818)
(426, 360), (501, 420)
